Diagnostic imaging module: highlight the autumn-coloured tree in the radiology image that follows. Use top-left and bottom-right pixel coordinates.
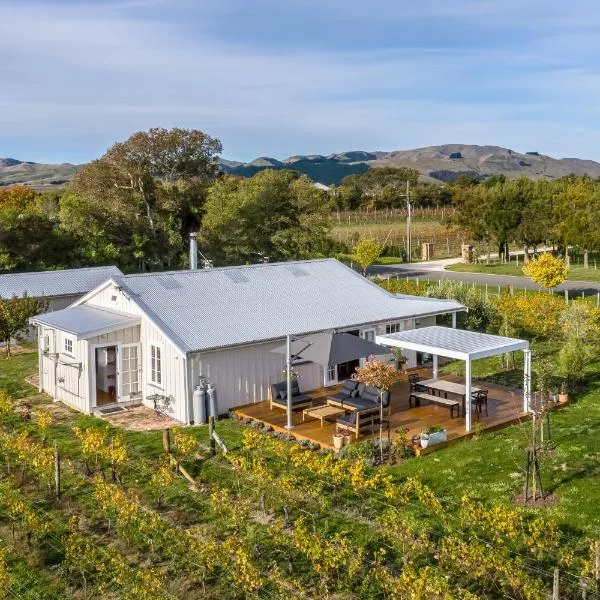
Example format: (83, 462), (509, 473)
(353, 357), (401, 460)
(353, 239), (384, 275)
(522, 253), (568, 291)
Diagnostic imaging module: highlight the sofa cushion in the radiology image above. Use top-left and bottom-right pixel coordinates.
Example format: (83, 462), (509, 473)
(336, 411), (358, 426)
(278, 390), (286, 400)
(340, 379), (358, 394)
(344, 396), (378, 411)
(361, 389), (380, 404)
(272, 394), (310, 406)
(350, 388), (360, 398)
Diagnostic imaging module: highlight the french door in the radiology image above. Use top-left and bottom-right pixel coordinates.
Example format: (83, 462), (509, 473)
(119, 344), (140, 400)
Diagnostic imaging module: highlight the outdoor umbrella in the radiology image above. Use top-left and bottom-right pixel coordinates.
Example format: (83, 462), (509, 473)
(272, 331), (391, 428)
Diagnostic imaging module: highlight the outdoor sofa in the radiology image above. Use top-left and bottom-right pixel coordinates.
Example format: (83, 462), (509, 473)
(327, 380), (390, 438)
(270, 380), (312, 411)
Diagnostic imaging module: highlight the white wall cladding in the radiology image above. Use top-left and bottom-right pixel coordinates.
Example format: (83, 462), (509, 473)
(192, 340), (323, 413)
(83, 284), (187, 422)
(38, 325), (90, 413)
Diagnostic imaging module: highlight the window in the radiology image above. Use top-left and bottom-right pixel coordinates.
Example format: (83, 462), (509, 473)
(326, 364), (337, 382)
(150, 345), (162, 386)
(385, 323), (401, 334)
(64, 338), (73, 355)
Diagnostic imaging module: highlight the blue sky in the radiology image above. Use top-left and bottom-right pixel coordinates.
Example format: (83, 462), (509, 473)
(1, 0), (600, 163)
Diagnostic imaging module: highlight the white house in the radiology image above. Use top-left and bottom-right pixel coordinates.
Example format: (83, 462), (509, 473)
(0, 266), (123, 341)
(30, 259), (464, 423)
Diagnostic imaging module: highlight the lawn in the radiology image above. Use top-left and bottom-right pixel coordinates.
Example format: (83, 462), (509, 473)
(1, 345), (600, 597)
(448, 259), (600, 283)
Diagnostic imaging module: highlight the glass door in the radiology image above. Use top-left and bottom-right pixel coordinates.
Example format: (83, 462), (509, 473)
(120, 344), (140, 400)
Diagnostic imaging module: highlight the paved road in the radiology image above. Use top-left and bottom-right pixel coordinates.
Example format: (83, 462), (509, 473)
(369, 261), (600, 296)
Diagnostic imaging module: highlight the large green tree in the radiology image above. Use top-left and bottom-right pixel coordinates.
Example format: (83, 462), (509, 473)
(201, 170), (332, 264)
(60, 128), (222, 270)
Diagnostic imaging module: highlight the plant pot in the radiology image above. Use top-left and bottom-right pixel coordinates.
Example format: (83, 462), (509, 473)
(342, 434), (352, 447)
(420, 430), (448, 449)
(558, 393), (568, 404)
(333, 434), (345, 450)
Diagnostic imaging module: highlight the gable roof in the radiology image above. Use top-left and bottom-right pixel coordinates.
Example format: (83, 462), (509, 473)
(0, 266), (123, 300)
(113, 259), (464, 354)
(31, 305), (140, 340)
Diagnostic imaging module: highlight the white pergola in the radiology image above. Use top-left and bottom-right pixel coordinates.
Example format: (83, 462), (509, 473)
(376, 325), (531, 432)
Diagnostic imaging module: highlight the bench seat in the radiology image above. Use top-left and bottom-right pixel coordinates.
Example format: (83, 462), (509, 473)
(410, 392), (460, 418)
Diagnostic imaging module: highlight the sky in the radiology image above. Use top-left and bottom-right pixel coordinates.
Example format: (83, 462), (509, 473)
(1, 0), (600, 164)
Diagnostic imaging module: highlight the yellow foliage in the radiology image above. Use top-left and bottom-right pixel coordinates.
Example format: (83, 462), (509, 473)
(32, 408), (52, 432)
(495, 292), (564, 337)
(353, 238), (384, 273)
(522, 253), (568, 290)
(172, 430), (198, 459)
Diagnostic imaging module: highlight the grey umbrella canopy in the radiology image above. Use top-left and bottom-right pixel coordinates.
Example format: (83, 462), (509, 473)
(273, 331), (390, 366)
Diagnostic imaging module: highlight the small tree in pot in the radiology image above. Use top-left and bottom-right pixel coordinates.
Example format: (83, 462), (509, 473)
(392, 348), (408, 371)
(353, 356), (401, 462)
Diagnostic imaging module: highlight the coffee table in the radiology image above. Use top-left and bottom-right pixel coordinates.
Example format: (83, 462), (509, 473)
(303, 405), (346, 426)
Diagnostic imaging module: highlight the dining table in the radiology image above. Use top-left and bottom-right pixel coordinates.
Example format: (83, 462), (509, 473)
(418, 378), (481, 416)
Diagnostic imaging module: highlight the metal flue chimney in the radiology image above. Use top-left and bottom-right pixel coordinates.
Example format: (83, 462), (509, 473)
(189, 232), (198, 270)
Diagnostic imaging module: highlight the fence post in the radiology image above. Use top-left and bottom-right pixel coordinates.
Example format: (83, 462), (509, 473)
(564, 289), (569, 304)
(552, 567), (560, 600)
(595, 540), (599, 590)
(54, 441), (61, 499)
(163, 428), (171, 453)
(209, 416), (216, 458)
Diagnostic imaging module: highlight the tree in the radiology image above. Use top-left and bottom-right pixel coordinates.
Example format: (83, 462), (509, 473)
(352, 357), (401, 461)
(61, 128), (222, 270)
(341, 167), (419, 209)
(0, 296), (44, 356)
(522, 253), (568, 291)
(353, 239), (384, 275)
(201, 170), (332, 264)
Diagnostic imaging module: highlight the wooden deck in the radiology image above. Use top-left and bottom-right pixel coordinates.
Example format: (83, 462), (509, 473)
(232, 370), (545, 452)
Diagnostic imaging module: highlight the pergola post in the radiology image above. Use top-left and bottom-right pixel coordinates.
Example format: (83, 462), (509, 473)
(451, 312), (457, 328)
(523, 348), (532, 412)
(432, 354), (439, 379)
(465, 357), (472, 432)
(285, 334), (293, 429)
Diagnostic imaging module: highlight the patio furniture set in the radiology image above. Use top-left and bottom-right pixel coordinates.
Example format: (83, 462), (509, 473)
(408, 374), (489, 419)
(271, 378), (390, 439)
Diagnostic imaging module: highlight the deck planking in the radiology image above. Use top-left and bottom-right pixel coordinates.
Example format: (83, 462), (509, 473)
(232, 370), (562, 452)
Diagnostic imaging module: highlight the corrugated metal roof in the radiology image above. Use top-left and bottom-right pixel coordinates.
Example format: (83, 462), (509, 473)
(377, 325), (528, 360)
(31, 306), (140, 340)
(0, 266), (123, 299)
(116, 259), (465, 354)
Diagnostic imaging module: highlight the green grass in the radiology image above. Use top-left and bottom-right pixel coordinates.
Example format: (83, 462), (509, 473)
(448, 260), (600, 283)
(336, 253), (404, 266)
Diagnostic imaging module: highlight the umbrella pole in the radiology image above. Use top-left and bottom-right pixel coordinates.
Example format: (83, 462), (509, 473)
(285, 334), (293, 429)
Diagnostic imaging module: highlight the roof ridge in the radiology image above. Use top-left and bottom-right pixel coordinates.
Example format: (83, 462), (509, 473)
(0, 265), (121, 278)
(120, 258), (335, 280)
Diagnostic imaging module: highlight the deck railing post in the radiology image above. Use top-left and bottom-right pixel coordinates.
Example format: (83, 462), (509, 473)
(465, 358), (472, 432)
(523, 349), (532, 413)
(285, 334), (293, 429)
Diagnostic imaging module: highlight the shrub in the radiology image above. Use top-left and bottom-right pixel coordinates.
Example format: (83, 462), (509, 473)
(522, 253), (568, 290)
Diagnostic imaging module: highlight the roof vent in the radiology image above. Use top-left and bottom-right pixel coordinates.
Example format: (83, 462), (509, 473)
(224, 271), (249, 284)
(284, 265), (309, 277)
(157, 277), (183, 290)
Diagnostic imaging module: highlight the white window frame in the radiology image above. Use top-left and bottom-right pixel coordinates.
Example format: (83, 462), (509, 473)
(63, 336), (74, 357)
(149, 344), (163, 387)
(385, 322), (401, 335)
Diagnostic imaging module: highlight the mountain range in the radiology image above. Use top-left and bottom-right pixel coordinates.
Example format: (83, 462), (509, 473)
(3, 144), (600, 189)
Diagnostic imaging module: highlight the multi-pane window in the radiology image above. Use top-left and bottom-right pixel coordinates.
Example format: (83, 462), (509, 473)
(64, 338), (73, 354)
(385, 323), (401, 334)
(150, 345), (162, 385)
(121, 345), (140, 397)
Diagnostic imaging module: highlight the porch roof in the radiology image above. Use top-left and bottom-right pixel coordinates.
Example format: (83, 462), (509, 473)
(31, 306), (140, 340)
(376, 325), (529, 361)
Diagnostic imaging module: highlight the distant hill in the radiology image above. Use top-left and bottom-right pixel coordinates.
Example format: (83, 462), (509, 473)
(0, 159), (79, 190)
(4, 144), (600, 189)
(221, 145), (600, 185)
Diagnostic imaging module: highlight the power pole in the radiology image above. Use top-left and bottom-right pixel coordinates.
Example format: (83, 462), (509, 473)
(406, 180), (412, 263)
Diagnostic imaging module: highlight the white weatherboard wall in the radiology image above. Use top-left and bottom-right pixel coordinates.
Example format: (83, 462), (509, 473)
(80, 283), (187, 423)
(191, 340), (323, 413)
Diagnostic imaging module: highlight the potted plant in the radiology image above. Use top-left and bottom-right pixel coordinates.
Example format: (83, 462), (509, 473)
(392, 348), (408, 371)
(420, 425), (447, 449)
(333, 433), (345, 451)
(558, 380), (568, 404)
